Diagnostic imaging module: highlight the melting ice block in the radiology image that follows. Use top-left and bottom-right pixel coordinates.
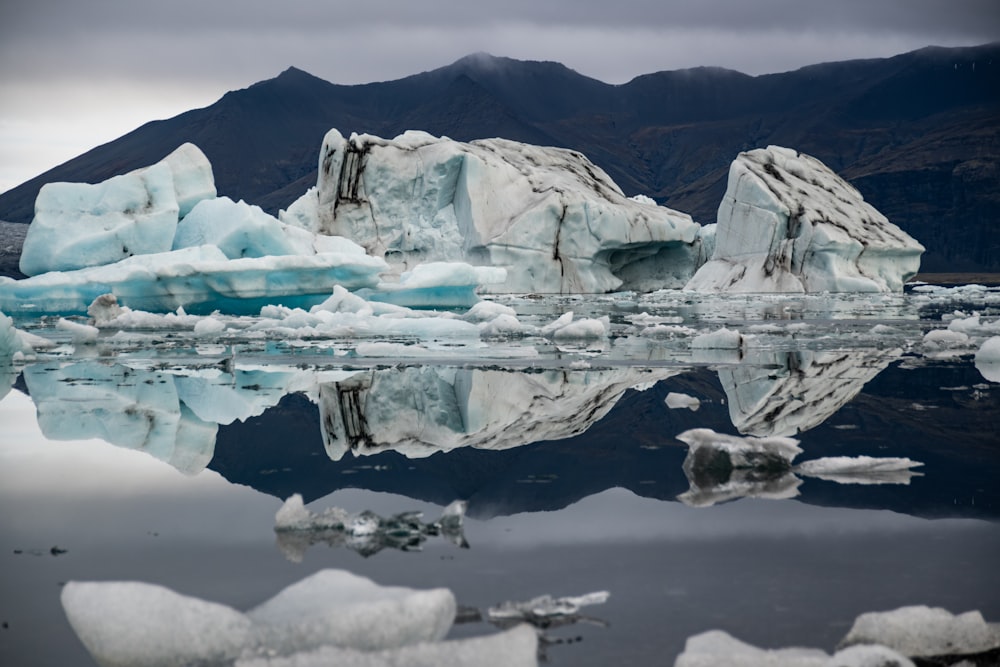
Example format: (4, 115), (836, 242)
(283, 129), (702, 293)
(19, 144), (216, 276)
(685, 146), (923, 293)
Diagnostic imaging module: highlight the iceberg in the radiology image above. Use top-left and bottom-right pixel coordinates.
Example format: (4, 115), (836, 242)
(685, 146), (923, 293)
(975, 336), (1000, 382)
(19, 143), (215, 276)
(283, 129), (702, 293)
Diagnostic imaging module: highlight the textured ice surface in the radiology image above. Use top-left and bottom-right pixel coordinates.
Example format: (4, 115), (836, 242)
(488, 591), (610, 621)
(247, 570), (455, 654)
(286, 129), (701, 293)
(674, 629), (830, 667)
(20, 144), (215, 276)
(62, 570), (463, 667)
(233, 624), (538, 667)
(61, 580), (256, 667)
(685, 146), (923, 293)
(840, 606), (1000, 657)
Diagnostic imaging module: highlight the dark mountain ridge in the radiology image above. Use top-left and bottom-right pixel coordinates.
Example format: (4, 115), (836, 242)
(1, 43), (998, 272)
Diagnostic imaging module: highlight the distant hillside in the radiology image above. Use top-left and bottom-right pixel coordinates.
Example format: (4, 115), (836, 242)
(1, 44), (998, 272)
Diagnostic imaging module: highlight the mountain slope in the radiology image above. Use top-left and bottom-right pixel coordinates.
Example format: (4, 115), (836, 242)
(1, 44), (998, 272)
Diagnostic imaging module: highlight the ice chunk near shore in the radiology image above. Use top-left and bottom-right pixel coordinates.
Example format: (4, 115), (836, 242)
(974, 336), (1000, 382)
(685, 146), (923, 293)
(284, 129), (701, 293)
(796, 456), (923, 485)
(19, 144), (215, 276)
(840, 606), (1000, 659)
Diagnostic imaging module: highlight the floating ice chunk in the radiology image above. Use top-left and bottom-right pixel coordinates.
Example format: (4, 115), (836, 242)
(463, 300), (518, 323)
(61, 580), (256, 667)
(685, 146), (923, 293)
(488, 591), (609, 622)
(828, 644), (915, 667)
(691, 327), (744, 349)
(56, 317), (99, 344)
(539, 311), (609, 339)
(796, 456), (923, 485)
(478, 313), (535, 337)
(19, 144), (215, 276)
(674, 629), (830, 667)
(676, 428), (803, 506)
(247, 570), (456, 654)
(193, 316), (226, 336)
(975, 336), (1000, 382)
(839, 606), (1000, 658)
(234, 624), (538, 667)
(87, 294), (123, 325)
(665, 392), (701, 411)
(923, 329), (971, 347)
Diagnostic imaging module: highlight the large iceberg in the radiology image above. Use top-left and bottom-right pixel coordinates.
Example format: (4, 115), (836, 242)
(281, 129), (702, 293)
(685, 146), (923, 293)
(19, 143), (216, 276)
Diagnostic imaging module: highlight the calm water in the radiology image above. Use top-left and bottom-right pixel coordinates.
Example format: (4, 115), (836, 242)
(1, 286), (999, 666)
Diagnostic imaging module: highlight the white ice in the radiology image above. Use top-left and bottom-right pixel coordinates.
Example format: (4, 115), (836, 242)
(233, 624), (538, 667)
(20, 144), (216, 276)
(975, 336), (1000, 382)
(685, 146), (923, 293)
(487, 591), (610, 620)
(285, 129), (701, 293)
(840, 605), (1000, 657)
(665, 392), (701, 411)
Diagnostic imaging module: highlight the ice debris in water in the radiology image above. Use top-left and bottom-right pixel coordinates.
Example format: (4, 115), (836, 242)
(675, 428), (924, 507)
(60, 569), (492, 667)
(274, 495), (468, 560)
(488, 591), (610, 624)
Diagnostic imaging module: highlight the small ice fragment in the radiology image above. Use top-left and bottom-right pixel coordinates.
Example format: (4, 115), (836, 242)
(665, 392), (701, 411)
(56, 318), (99, 344)
(194, 316), (226, 336)
(975, 336), (1000, 382)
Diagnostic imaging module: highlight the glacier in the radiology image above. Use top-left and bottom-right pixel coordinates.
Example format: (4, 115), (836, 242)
(685, 146), (924, 293)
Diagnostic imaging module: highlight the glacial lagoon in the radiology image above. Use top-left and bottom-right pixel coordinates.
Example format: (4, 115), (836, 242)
(1, 285), (999, 666)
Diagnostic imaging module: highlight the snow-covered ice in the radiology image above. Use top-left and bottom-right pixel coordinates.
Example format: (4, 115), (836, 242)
(685, 146), (923, 293)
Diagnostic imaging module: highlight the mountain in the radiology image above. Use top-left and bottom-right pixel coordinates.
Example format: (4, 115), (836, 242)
(1, 44), (998, 272)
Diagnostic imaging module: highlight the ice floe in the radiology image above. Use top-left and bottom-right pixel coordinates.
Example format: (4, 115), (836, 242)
(839, 605), (1000, 658)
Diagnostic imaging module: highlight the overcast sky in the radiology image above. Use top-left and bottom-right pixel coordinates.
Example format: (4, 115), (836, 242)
(1, 0), (998, 195)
